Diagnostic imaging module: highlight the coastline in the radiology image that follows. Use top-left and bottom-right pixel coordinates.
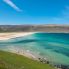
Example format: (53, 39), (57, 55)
(0, 32), (69, 67)
(0, 32), (38, 60)
(6, 46), (39, 60)
(0, 32), (36, 40)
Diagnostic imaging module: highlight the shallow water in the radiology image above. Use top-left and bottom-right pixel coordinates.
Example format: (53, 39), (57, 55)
(0, 33), (69, 65)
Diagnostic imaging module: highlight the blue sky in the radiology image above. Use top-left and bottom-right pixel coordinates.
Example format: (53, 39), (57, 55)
(0, 0), (69, 25)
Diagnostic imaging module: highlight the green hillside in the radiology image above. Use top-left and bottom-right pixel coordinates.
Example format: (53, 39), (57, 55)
(0, 51), (56, 69)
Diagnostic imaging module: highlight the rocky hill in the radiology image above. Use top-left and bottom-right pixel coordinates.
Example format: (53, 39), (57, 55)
(0, 25), (69, 32)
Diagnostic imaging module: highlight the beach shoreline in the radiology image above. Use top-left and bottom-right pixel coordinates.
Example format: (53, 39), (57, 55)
(0, 32), (69, 69)
(0, 32), (36, 40)
(0, 32), (39, 60)
(2, 46), (39, 60)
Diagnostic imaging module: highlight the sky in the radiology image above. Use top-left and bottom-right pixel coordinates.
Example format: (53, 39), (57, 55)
(0, 0), (69, 25)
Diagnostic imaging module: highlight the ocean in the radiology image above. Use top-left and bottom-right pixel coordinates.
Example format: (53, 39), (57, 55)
(0, 33), (69, 65)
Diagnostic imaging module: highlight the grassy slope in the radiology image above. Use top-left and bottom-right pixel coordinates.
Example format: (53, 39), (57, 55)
(0, 51), (56, 69)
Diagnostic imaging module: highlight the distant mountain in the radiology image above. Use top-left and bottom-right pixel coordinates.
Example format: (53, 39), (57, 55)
(0, 25), (69, 32)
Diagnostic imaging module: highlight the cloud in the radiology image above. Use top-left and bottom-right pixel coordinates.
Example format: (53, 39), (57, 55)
(65, 6), (69, 10)
(62, 6), (69, 18)
(3, 0), (22, 12)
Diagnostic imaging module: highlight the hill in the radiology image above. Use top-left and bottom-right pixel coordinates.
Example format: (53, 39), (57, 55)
(0, 25), (69, 32)
(0, 51), (56, 69)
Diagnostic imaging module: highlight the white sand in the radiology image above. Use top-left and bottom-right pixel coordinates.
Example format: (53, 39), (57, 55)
(0, 32), (35, 40)
(0, 32), (38, 60)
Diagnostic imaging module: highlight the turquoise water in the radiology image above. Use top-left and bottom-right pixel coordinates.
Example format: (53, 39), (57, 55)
(0, 33), (69, 65)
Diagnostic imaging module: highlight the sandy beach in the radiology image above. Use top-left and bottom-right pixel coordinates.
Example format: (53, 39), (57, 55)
(0, 32), (38, 59)
(0, 32), (35, 40)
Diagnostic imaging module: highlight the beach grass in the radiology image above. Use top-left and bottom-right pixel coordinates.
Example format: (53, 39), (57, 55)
(0, 50), (56, 69)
